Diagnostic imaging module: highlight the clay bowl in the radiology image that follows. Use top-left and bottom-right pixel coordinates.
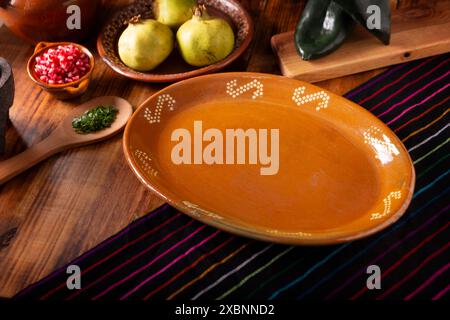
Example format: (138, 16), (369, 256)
(27, 42), (95, 100)
(0, 0), (101, 44)
(97, 0), (254, 83)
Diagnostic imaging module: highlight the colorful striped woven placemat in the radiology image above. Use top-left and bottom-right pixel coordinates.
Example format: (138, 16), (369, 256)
(15, 53), (449, 300)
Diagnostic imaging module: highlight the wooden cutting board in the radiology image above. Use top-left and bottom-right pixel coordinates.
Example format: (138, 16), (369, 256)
(271, 0), (450, 82)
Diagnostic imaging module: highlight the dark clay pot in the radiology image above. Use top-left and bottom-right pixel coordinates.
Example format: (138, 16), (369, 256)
(0, 57), (14, 154)
(0, 0), (101, 44)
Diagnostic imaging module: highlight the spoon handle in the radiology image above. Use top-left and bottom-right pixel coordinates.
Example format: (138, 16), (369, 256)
(0, 132), (67, 185)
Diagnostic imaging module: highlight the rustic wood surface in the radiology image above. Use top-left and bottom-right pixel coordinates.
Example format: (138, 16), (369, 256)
(0, 0), (387, 298)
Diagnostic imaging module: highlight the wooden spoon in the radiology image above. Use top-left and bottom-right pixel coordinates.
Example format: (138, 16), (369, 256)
(0, 96), (133, 185)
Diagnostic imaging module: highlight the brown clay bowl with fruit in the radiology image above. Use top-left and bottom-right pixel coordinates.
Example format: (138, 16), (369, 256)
(27, 42), (95, 100)
(97, 0), (253, 83)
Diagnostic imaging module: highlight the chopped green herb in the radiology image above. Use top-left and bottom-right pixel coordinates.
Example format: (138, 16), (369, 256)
(72, 105), (118, 134)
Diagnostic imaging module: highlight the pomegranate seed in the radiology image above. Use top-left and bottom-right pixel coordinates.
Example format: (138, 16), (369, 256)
(34, 44), (90, 85)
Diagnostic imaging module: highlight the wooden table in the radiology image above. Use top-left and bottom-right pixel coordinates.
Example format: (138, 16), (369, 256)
(0, 0), (387, 298)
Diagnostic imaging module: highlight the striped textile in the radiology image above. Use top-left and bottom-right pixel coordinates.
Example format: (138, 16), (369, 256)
(15, 53), (450, 300)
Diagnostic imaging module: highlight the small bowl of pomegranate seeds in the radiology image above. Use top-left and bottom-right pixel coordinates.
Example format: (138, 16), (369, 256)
(27, 42), (94, 100)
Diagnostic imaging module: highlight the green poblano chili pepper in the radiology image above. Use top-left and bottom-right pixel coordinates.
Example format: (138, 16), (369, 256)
(294, 0), (353, 60)
(294, 0), (391, 60)
(72, 105), (118, 134)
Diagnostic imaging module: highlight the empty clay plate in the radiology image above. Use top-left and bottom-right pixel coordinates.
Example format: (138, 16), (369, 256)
(123, 73), (415, 245)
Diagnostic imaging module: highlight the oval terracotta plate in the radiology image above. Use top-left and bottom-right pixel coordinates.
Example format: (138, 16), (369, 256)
(97, 0), (253, 83)
(123, 73), (415, 245)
